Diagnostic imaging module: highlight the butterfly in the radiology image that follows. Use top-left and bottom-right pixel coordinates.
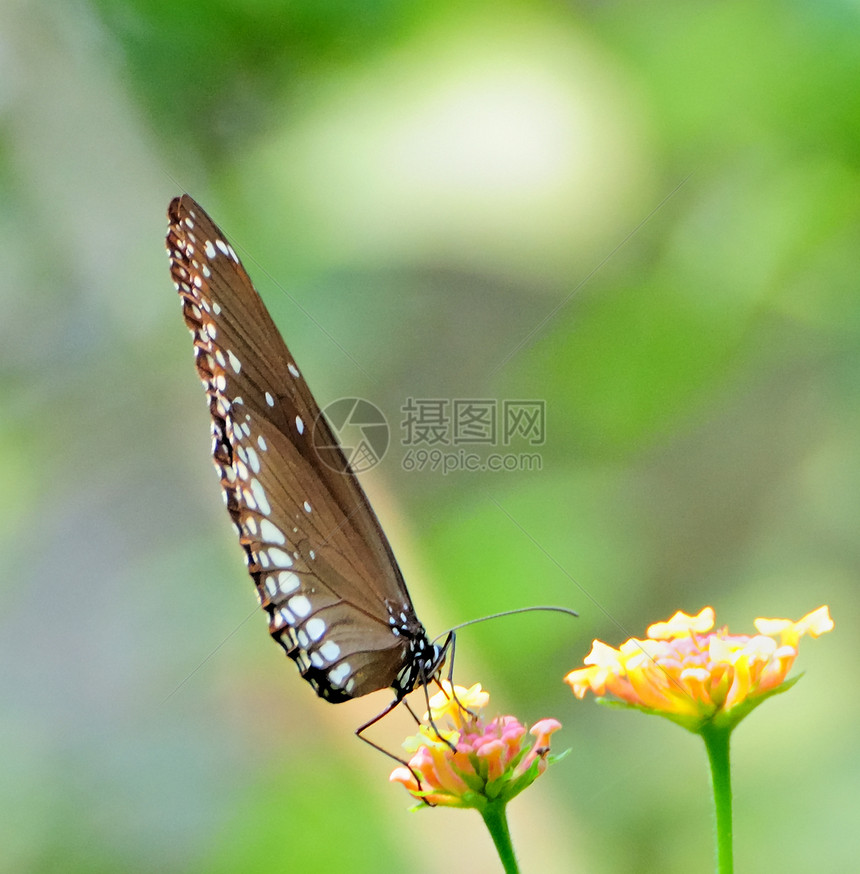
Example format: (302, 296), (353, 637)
(166, 195), (448, 739)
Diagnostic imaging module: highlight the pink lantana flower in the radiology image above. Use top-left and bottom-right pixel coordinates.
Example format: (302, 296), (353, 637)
(390, 682), (563, 810)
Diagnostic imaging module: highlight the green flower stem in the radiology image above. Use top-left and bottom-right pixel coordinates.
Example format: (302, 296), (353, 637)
(481, 800), (520, 874)
(700, 723), (734, 874)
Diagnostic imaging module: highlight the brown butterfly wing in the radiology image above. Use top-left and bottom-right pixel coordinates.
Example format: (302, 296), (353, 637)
(166, 194), (431, 701)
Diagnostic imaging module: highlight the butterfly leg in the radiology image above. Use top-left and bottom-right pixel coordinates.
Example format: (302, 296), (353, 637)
(401, 697), (422, 725)
(430, 632), (478, 723)
(416, 632), (459, 751)
(354, 697), (424, 774)
(402, 691), (457, 755)
(355, 697), (439, 803)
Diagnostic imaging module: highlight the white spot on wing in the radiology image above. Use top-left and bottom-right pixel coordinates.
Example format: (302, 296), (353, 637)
(306, 617), (326, 641)
(265, 391), (275, 407)
(289, 595), (312, 618)
(260, 520), (286, 545)
(250, 478), (271, 515)
(205, 240), (217, 259)
(257, 435), (267, 451)
(295, 415), (305, 435)
(228, 350), (241, 373)
(276, 571), (300, 592)
(329, 663), (351, 687)
(288, 363), (300, 378)
(320, 640), (340, 662)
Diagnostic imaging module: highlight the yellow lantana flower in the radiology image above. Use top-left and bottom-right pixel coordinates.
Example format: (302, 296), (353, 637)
(564, 606), (833, 731)
(423, 682), (490, 730)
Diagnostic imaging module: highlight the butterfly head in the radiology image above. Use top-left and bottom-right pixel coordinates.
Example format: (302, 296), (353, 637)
(390, 605), (449, 701)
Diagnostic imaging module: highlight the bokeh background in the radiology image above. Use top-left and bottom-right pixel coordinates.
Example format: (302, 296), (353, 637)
(1, 1), (857, 871)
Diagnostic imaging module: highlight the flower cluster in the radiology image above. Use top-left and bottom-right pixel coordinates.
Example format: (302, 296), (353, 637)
(390, 682), (562, 809)
(564, 605), (833, 731)
(383, 604), (833, 873)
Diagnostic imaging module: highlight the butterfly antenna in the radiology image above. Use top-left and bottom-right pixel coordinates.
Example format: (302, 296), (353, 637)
(432, 605), (578, 644)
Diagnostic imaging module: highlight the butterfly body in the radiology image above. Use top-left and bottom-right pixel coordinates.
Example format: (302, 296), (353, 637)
(167, 195), (443, 704)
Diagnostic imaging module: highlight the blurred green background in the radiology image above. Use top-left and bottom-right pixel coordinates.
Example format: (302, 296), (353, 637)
(1, 1), (857, 871)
